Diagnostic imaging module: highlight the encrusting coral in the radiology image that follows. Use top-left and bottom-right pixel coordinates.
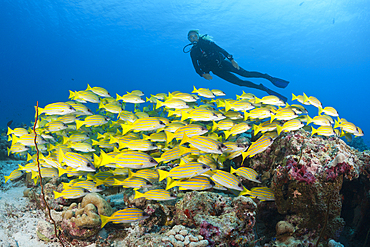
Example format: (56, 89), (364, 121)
(173, 191), (257, 246)
(245, 129), (370, 243)
(273, 221), (302, 246)
(61, 193), (113, 240)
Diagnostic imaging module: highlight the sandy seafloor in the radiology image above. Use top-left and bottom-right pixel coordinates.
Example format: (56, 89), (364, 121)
(0, 160), (61, 247)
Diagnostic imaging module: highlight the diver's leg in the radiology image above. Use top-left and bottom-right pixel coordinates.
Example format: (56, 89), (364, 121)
(222, 60), (270, 79)
(222, 60), (289, 88)
(212, 68), (287, 102)
(212, 68), (265, 90)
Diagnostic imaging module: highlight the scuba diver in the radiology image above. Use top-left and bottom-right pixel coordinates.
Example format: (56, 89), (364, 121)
(184, 30), (289, 102)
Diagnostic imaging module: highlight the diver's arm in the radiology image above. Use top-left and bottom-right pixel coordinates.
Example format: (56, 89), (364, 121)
(190, 53), (204, 77)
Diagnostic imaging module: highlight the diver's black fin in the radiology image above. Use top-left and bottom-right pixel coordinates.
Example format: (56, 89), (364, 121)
(269, 77), (290, 88)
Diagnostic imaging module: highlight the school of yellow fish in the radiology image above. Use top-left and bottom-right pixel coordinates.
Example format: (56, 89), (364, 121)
(5, 85), (364, 226)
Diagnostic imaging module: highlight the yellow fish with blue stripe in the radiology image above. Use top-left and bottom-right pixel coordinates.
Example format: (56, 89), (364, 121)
(38, 102), (76, 115)
(180, 134), (227, 155)
(120, 117), (166, 134)
(100, 208), (149, 228)
(86, 84), (111, 97)
(192, 86), (215, 98)
(230, 167), (260, 183)
(210, 170), (243, 191)
(276, 119), (305, 135)
(4, 169), (23, 183)
(69, 90), (100, 103)
(100, 150), (158, 169)
(242, 135), (274, 160)
(158, 162), (211, 181)
(58, 149), (96, 172)
(166, 176), (214, 191)
(76, 115), (109, 130)
(134, 189), (176, 201)
(53, 187), (90, 199)
(240, 186), (275, 201)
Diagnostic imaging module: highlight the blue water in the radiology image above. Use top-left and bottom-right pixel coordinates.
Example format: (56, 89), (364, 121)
(1, 0), (369, 145)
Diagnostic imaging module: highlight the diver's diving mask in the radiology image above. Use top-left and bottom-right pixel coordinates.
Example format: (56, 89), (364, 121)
(188, 32), (199, 44)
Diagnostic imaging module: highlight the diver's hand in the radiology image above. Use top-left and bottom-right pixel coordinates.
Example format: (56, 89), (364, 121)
(231, 59), (239, 70)
(202, 73), (213, 80)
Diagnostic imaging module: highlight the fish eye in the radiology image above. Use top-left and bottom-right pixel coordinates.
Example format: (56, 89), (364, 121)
(87, 163), (92, 167)
(201, 127), (207, 131)
(202, 165), (207, 169)
(159, 121), (165, 125)
(220, 144), (227, 149)
(150, 158), (156, 163)
(238, 183), (242, 187)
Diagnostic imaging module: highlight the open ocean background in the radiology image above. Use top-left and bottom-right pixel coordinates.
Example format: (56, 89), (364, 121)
(1, 0), (369, 146)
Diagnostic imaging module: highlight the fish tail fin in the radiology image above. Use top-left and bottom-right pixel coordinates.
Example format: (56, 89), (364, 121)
(243, 111), (250, 121)
(333, 119), (340, 129)
(58, 148), (65, 164)
(270, 114), (276, 123)
(116, 93), (122, 101)
(230, 166), (236, 174)
(241, 151), (249, 162)
(180, 133), (190, 146)
(311, 126), (317, 136)
(53, 190), (62, 199)
(134, 190), (144, 200)
(303, 93), (309, 103)
(239, 186), (251, 196)
(86, 84), (92, 91)
(191, 86), (198, 94)
(69, 90), (75, 100)
(75, 120), (84, 130)
(120, 123), (132, 135)
(93, 153), (102, 168)
(166, 177), (177, 190)
(156, 100), (163, 109)
(100, 215), (110, 228)
(18, 164), (25, 171)
(180, 111), (189, 122)
(100, 150), (114, 167)
(291, 93), (297, 101)
(224, 100), (231, 112)
(306, 115), (312, 125)
(254, 97), (261, 104)
(224, 130), (231, 140)
(158, 169), (169, 182)
(7, 127), (13, 136)
(211, 121), (218, 132)
(165, 131), (174, 144)
(276, 125), (283, 136)
(253, 124), (260, 135)
(127, 169), (134, 179)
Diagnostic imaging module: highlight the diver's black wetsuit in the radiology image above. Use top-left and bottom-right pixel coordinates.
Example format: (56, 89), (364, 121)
(190, 37), (286, 100)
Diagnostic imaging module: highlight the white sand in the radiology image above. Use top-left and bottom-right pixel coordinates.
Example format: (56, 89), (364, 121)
(0, 160), (53, 247)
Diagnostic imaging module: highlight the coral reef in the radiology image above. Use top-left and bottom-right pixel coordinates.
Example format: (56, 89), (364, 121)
(273, 221), (302, 247)
(244, 129), (370, 244)
(173, 191), (257, 246)
(59, 193), (113, 240)
(162, 225), (209, 247)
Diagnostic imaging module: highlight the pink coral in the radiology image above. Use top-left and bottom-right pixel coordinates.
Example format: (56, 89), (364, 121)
(199, 221), (220, 246)
(286, 158), (316, 184)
